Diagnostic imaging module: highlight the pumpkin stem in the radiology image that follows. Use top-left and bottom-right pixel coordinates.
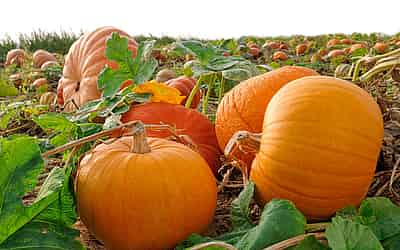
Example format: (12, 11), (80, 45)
(185, 75), (203, 108)
(130, 121), (151, 153)
(224, 131), (261, 184)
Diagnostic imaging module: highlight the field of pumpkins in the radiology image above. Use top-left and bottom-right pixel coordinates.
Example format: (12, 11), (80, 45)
(0, 27), (400, 250)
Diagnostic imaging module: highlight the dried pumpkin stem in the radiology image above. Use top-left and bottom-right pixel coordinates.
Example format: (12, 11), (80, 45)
(41, 120), (142, 158)
(130, 121), (151, 153)
(224, 131), (262, 157)
(262, 233), (326, 250)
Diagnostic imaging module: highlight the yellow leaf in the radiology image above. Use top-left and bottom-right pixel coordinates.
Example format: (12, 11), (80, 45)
(133, 80), (186, 105)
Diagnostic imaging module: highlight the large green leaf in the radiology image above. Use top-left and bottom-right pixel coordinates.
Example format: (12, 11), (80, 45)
(358, 197), (400, 241)
(235, 199), (306, 250)
(33, 113), (79, 146)
(325, 217), (383, 250)
(98, 33), (157, 98)
(0, 136), (60, 243)
(291, 235), (331, 250)
(180, 40), (219, 65)
(0, 110), (16, 129)
(231, 181), (254, 230)
(382, 234), (400, 250)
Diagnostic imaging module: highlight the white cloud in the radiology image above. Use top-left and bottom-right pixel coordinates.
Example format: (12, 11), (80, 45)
(1, 0), (399, 39)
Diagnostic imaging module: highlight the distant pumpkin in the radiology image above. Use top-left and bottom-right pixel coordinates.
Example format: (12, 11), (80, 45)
(33, 49), (57, 68)
(165, 76), (201, 109)
(272, 51), (288, 61)
(5, 49), (25, 67)
(373, 42), (388, 54)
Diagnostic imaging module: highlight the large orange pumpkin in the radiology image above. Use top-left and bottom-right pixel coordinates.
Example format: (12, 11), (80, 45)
(121, 103), (221, 175)
(215, 66), (319, 159)
(165, 76), (201, 108)
(33, 49), (57, 68)
(58, 26), (137, 111)
(5, 49), (25, 67)
(250, 76), (383, 220)
(76, 122), (217, 250)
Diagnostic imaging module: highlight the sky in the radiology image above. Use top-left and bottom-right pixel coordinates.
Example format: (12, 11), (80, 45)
(1, 0), (399, 39)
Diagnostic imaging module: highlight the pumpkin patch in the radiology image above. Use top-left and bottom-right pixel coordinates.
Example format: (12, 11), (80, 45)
(0, 27), (399, 250)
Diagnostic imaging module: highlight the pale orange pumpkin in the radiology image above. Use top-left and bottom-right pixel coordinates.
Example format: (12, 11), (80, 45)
(349, 43), (367, 54)
(40, 60), (59, 70)
(215, 66), (319, 166)
(32, 78), (48, 89)
(327, 38), (340, 48)
(5, 49), (25, 67)
(250, 76), (383, 220)
(33, 49), (57, 68)
(76, 122), (217, 250)
(327, 49), (345, 58)
(57, 26), (138, 111)
(340, 38), (352, 45)
(264, 41), (280, 50)
(272, 51), (288, 61)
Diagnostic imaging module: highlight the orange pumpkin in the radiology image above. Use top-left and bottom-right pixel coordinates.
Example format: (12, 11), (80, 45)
(250, 76), (383, 220)
(340, 38), (352, 45)
(373, 42), (388, 54)
(33, 49), (57, 68)
(272, 51), (288, 61)
(349, 43), (367, 54)
(327, 49), (345, 58)
(264, 41), (280, 50)
(165, 76), (201, 108)
(121, 103), (222, 175)
(76, 122), (217, 250)
(296, 44), (308, 55)
(58, 26), (138, 111)
(215, 66), (319, 163)
(5, 49), (25, 67)
(327, 38), (340, 48)
(279, 43), (289, 50)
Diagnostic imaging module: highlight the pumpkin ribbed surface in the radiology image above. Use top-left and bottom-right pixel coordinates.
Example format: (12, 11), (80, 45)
(58, 26), (137, 111)
(250, 76), (383, 221)
(215, 66), (319, 154)
(165, 76), (201, 108)
(76, 136), (217, 250)
(121, 103), (221, 175)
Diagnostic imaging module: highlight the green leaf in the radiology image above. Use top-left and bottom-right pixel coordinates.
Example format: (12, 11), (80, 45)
(358, 197), (400, 241)
(33, 113), (79, 146)
(231, 181), (255, 230)
(180, 40), (219, 65)
(0, 136), (59, 244)
(176, 234), (214, 250)
(98, 67), (131, 98)
(0, 221), (84, 250)
(98, 33), (157, 98)
(382, 234), (400, 250)
(235, 199), (306, 250)
(0, 83), (18, 97)
(325, 217), (383, 250)
(206, 57), (239, 71)
(0, 110), (16, 129)
(222, 68), (252, 82)
(335, 206), (359, 220)
(290, 235), (330, 250)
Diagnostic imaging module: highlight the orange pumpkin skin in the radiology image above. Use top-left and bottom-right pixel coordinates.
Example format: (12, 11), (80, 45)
(40, 60), (58, 70)
(58, 26), (137, 111)
(373, 42), (388, 54)
(272, 51), (288, 61)
(33, 49), (57, 68)
(296, 44), (308, 55)
(265, 41), (280, 50)
(327, 38), (340, 48)
(165, 76), (201, 108)
(121, 103), (222, 175)
(251, 76), (383, 221)
(76, 137), (217, 250)
(5, 49), (25, 67)
(215, 66), (319, 154)
(327, 49), (345, 58)
(32, 78), (48, 88)
(340, 38), (352, 45)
